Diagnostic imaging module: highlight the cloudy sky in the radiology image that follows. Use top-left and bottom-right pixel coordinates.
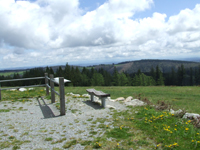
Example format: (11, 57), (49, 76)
(0, 0), (200, 69)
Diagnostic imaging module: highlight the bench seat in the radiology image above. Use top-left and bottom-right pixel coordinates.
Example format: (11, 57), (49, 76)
(86, 89), (110, 107)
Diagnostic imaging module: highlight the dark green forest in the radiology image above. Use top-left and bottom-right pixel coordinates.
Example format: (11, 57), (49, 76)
(0, 63), (200, 87)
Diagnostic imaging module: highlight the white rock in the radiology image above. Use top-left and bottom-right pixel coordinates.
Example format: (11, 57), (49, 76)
(9, 89), (17, 91)
(125, 99), (146, 107)
(19, 88), (27, 92)
(82, 94), (90, 97)
(169, 109), (183, 115)
(124, 96), (133, 102)
(182, 113), (200, 119)
(28, 88), (34, 90)
(106, 105), (116, 109)
(115, 97), (125, 101)
(108, 99), (116, 102)
(73, 94), (80, 97)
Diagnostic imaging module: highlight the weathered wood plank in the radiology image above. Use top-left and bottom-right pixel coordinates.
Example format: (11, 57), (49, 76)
(50, 74), (55, 103)
(86, 89), (110, 97)
(45, 73), (49, 96)
(59, 77), (65, 116)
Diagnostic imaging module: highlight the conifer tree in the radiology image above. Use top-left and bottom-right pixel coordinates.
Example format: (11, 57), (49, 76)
(170, 67), (176, 85)
(177, 64), (185, 86)
(150, 67), (156, 81)
(119, 73), (128, 86)
(155, 65), (164, 85)
(189, 67), (193, 86)
(64, 63), (71, 80)
(112, 67), (120, 86)
(91, 73), (104, 86)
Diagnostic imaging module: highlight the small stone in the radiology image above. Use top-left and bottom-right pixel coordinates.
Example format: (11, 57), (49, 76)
(9, 89), (17, 91)
(125, 99), (146, 107)
(115, 97), (125, 101)
(124, 96), (133, 102)
(183, 113), (200, 119)
(82, 94), (90, 97)
(19, 88), (27, 92)
(106, 105), (116, 109)
(169, 109), (184, 116)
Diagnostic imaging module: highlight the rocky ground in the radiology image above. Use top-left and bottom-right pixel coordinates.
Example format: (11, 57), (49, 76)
(0, 93), (137, 150)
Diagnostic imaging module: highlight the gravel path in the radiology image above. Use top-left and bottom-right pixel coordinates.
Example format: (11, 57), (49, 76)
(0, 94), (128, 150)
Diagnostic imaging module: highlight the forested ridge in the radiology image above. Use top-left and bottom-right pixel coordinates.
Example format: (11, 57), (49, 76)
(1, 61), (200, 87)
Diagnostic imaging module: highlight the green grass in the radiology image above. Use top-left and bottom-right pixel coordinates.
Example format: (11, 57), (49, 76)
(134, 106), (200, 149)
(0, 71), (25, 76)
(0, 87), (46, 102)
(64, 86), (200, 114)
(51, 138), (66, 144)
(45, 137), (53, 141)
(2, 86), (199, 113)
(0, 138), (30, 149)
(62, 140), (77, 148)
(0, 109), (10, 113)
(1, 86), (200, 149)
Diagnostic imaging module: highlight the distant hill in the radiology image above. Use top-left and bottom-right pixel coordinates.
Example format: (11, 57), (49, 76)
(1, 59), (200, 77)
(92, 59), (200, 74)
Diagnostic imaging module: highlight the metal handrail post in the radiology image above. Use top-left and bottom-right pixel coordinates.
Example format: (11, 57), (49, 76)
(50, 74), (55, 103)
(59, 77), (65, 115)
(45, 73), (49, 96)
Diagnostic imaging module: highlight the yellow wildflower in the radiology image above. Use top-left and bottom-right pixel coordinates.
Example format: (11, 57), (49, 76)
(157, 144), (160, 147)
(185, 128), (189, 131)
(173, 142), (178, 146)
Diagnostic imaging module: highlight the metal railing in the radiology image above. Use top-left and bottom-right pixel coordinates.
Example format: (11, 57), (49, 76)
(0, 73), (68, 116)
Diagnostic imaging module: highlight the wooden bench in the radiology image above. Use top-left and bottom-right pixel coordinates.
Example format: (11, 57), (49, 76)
(86, 89), (110, 107)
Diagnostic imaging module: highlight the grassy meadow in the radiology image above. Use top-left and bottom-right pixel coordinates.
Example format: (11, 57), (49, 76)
(64, 86), (200, 114)
(0, 86), (200, 149)
(0, 71), (25, 76)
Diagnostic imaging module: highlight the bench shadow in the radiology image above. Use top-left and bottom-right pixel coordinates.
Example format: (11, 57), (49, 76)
(37, 97), (60, 119)
(82, 100), (103, 110)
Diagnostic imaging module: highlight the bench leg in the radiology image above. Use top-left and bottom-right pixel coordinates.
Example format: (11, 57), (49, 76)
(101, 97), (106, 108)
(90, 94), (94, 102)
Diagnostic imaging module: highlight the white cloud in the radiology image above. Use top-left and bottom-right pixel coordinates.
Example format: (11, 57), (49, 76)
(0, 0), (200, 69)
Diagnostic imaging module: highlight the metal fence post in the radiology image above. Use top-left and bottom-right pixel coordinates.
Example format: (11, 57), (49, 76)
(50, 74), (55, 103)
(45, 73), (49, 96)
(59, 77), (65, 115)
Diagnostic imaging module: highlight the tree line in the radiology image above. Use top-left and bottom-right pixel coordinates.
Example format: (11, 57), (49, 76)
(0, 63), (200, 87)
